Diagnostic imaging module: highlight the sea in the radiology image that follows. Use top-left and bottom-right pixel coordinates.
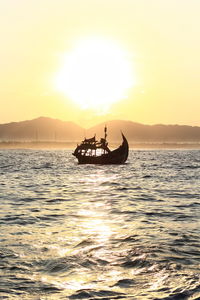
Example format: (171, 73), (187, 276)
(0, 149), (200, 300)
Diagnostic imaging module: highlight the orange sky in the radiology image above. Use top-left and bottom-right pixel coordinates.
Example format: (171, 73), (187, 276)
(1, 0), (200, 127)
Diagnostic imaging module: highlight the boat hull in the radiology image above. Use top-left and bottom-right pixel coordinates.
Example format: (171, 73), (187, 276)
(73, 133), (129, 164)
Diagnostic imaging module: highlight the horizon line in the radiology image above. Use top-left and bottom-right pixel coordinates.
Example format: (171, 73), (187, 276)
(1, 115), (200, 129)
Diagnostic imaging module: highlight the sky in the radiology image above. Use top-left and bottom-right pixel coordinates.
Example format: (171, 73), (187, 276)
(1, 0), (200, 127)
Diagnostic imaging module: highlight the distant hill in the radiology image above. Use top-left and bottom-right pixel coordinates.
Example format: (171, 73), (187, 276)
(0, 117), (84, 142)
(0, 117), (200, 143)
(87, 120), (200, 142)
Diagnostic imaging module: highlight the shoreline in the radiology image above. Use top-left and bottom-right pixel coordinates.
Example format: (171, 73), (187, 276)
(0, 141), (200, 150)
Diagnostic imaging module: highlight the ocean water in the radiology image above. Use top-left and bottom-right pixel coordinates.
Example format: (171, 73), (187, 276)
(0, 149), (200, 300)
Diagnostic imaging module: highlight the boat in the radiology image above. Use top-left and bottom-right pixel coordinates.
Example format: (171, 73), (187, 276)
(72, 126), (129, 164)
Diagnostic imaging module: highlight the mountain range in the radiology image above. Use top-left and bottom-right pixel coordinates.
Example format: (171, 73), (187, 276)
(0, 116), (200, 143)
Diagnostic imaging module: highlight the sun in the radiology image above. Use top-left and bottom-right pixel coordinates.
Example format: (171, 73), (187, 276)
(55, 37), (135, 112)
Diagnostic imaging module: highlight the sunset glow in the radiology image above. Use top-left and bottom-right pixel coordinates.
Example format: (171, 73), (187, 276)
(55, 38), (135, 112)
(1, 2), (200, 299)
(1, 0), (200, 126)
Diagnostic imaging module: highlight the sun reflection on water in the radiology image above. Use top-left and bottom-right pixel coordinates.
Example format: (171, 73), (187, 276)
(77, 207), (113, 243)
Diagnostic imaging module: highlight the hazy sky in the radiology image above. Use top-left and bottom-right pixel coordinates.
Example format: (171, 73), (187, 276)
(1, 0), (200, 127)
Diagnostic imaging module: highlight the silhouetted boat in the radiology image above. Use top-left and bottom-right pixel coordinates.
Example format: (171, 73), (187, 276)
(72, 126), (129, 164)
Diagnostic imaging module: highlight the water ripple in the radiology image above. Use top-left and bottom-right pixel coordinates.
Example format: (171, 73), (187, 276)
(0, 149), (200, 299)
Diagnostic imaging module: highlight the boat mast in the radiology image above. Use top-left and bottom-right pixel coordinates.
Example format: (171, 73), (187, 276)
(104, 125), (107, 154)
(104, 125), (107, 141)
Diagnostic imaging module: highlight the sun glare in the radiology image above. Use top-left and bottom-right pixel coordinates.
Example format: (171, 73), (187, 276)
(55, 37), (135, 112)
